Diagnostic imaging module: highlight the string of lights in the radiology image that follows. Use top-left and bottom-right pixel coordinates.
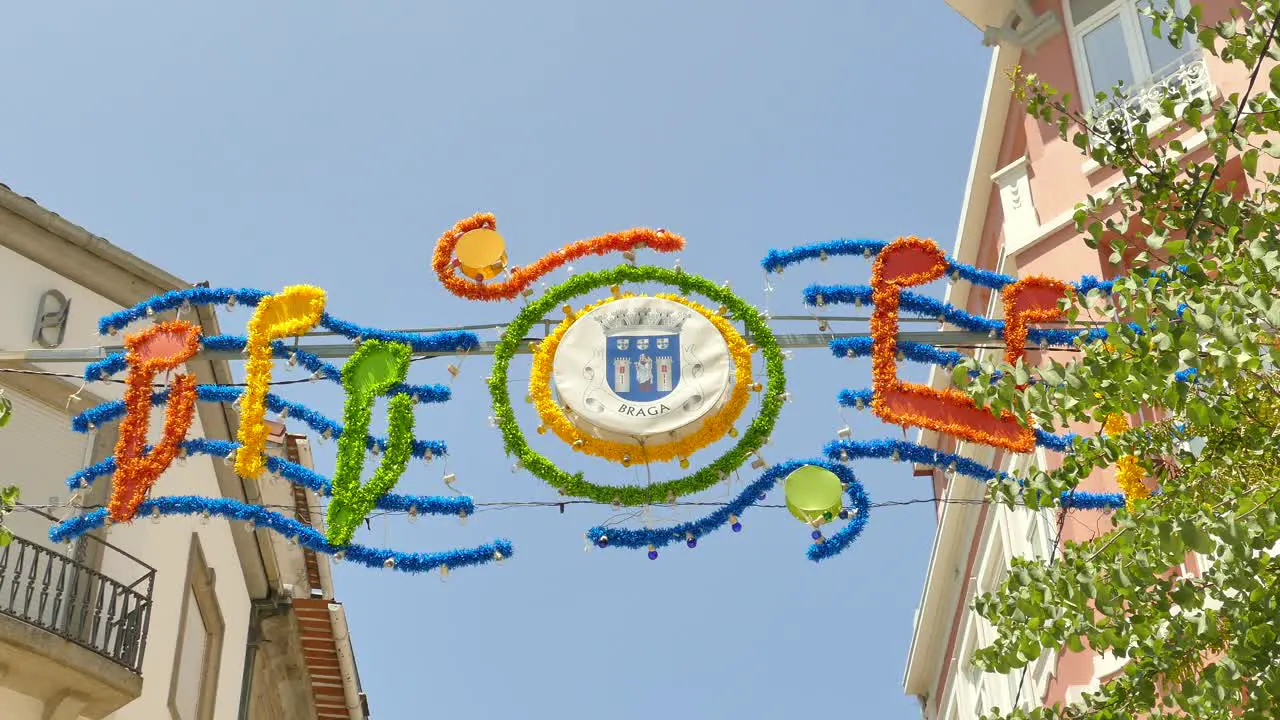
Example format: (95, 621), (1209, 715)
(11, 493), (1097, 518)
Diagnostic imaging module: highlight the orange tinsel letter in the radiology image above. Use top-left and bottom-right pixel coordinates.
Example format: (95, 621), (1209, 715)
(108, 321), (202, 522)
(869, 238), (1067, 453)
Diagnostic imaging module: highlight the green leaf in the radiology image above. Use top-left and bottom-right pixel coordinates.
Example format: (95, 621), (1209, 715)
(1270, 64), (1280, 97)
(1242, 148), (1259, 177)
(0, 528), (11, 547)
(1180, 523), (1214, 555)
(1159, 521), (1184, 556)
(0, 486), (17, 506)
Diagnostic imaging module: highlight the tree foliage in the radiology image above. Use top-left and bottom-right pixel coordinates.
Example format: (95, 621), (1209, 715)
(0, 393), (12, 547)
(954, 1), (1280, 717)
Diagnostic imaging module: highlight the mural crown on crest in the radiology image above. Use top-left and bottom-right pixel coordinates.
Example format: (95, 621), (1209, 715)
(593, 305), (690, 337)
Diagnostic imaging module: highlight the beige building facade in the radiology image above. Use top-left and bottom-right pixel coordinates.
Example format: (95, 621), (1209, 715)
(0, 183), (367, 719)
(902, 1), (1260, 717)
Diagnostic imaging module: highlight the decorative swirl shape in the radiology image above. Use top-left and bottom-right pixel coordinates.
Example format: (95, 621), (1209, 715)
(432, 213), (686, 302)
(49, 496), (511, 574)
(585, 459), (869, 563)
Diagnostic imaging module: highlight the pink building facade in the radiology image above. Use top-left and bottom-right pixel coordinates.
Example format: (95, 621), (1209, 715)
(902, 1), (1255, 717)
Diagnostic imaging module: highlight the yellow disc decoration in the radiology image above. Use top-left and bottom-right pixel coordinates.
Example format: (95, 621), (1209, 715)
(784, 465), (844, 524)
(529, 293), (753, 464)
(454, 228), (509, 281)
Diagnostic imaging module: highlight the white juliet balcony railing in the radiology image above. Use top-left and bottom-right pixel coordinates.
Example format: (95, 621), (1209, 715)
(1086, 53), (1215, 143)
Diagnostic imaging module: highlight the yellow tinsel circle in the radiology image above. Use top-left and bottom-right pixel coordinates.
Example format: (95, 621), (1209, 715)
(529, 293), (753, 465)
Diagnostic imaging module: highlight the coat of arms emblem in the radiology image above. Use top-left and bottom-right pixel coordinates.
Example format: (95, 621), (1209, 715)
(599, 306), (687, 402)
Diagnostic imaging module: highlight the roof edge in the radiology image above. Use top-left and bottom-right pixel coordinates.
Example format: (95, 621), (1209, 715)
(0, 182), (278, 599)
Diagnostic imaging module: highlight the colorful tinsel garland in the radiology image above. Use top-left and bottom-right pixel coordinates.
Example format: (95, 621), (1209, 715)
(236, 285), (327, 480)
(529, 293), (753, 466)
(1105, 413), (1151, 511)
(490, 265), (786, 506)
(868, 237), (1039, 453)
(432, 213), (686, 302)
(584, 459), (871, 562)
(326, 341), (416, 546)
(761, 237), (1117, 295)
(1001, 275), (1070, 364)
(72, 382), (450, 435)
(95, 286), (480, 355)
(821, 438), (1127, 510)
(73, 437), (468, 517)
(108, 321), (202, 522)
(51, 496), (511, 574)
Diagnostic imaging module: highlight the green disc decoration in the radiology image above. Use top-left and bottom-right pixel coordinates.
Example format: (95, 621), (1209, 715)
(784, 464), (844, 524)
(488, 265), (786, 506)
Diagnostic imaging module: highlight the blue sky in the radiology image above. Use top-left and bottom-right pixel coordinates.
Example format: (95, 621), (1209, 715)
(2, 3), (990, 717)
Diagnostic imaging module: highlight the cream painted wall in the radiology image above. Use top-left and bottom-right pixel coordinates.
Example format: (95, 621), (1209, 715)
(0, 244), (251, 720)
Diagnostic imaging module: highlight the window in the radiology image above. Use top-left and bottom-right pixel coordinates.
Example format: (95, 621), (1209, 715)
(170, 535), (224, 720)
(1066, 1), (1201, 115)
(1026, 508), (1058, 561)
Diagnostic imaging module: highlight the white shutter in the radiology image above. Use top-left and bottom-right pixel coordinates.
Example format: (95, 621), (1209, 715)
(0, 385), (92, 550)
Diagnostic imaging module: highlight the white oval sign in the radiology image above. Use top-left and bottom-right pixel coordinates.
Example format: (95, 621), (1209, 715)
(551, 296), (732, 440)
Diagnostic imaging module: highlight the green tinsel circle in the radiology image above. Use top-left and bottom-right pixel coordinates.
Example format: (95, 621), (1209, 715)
(488, 265), (786, 505)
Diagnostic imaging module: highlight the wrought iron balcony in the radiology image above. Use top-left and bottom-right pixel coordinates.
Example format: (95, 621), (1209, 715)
(0, 516), (155, 674)
(1087, 54), (1214, 140)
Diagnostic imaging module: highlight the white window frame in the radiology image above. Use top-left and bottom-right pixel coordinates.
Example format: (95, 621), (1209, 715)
(1065, 0), (1195, 108)
(169, 534), (224, 720)
(956, 615), (986, 716)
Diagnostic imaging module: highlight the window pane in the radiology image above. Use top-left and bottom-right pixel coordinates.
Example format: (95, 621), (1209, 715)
(1140, 8), (1191, 75)
(174, 597), (207, 720)
(1082, 16), (1136, 97)
(1070, 0), (1115, 24)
